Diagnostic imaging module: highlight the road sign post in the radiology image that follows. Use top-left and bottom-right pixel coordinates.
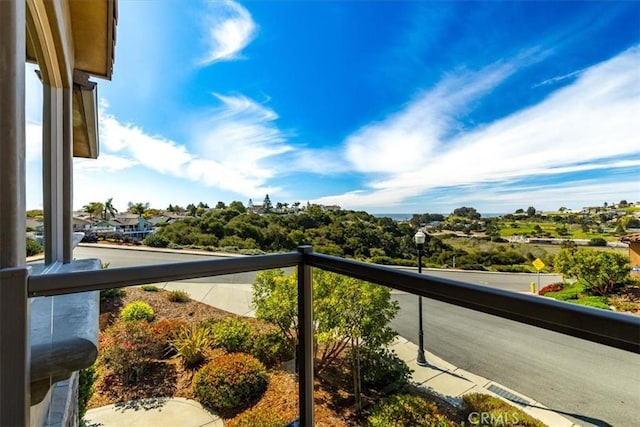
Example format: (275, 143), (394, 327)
(532, 258), (545, 293)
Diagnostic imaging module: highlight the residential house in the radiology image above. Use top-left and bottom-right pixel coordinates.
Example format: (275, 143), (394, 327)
(72, 216), (92, 232)
(621, 233), (640, 278)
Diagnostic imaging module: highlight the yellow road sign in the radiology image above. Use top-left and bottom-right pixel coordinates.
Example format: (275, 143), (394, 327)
(532, 258), (545, 271)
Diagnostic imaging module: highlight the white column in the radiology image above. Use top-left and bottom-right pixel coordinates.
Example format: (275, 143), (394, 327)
(42, 83), (73, 264)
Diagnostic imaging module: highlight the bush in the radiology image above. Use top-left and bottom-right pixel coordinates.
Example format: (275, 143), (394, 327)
(359, 348), (412, 393)
(168, 242), (182, 250)
(210, 317), (252, 353)
(149, 319), (189, 358)
(538, 283), (563, 296)
(250, 328), (295, 367)
(492, 265), (534, 273)
(463, 393), (546, 427)
(143, 233), (170, 248)
(99, 287), (126, 301)
(589, 237), (608, 247)
(26, 238), (43, 257)
(141, 284), (159, 292)
(99, 320), (162, 382)
(170, 324), (213, 368)
(368, 394), (456, 427)
(572, 296), (611, 310)
(206, 317), (294, 366)
(120, 301), (155, 322)
(166, 290), (190, 303)
(193, 353), (267, 416)
(78, 365), (96, 421)
(227, 407), (287, 427)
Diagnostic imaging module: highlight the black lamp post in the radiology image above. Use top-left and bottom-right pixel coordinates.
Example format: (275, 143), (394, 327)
(414, 230), (428, 366)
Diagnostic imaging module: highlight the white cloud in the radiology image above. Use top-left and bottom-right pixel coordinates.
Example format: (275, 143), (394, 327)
(93, 93), (290, 197)
(200, 0), (257, 65)
(345, 61), (517, 174)
(322, 46), (640, 209)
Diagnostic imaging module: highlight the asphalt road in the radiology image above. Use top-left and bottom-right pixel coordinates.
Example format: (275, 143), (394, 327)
(75, 245), (640, 427)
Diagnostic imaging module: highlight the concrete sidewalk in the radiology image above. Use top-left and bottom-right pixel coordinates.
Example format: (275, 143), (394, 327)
(87, 279), (579, 427)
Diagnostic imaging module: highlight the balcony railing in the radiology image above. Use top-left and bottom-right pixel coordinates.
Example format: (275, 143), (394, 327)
(3, 246), (639, 426)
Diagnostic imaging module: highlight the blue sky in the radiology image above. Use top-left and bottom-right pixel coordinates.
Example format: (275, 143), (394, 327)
(25, 1), (640, 214)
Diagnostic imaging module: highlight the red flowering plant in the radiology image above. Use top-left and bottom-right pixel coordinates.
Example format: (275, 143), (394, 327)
(99, 320), (163, 383)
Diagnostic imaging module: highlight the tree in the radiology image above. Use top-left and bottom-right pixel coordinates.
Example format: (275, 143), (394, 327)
(252, 269), (400, 410)
(263, 194), (273, 212)
(554, 249), (629, 295)
(452, 207), (480, 220)
(215, 201), (226, 209)
(102, 197), (118, 220)
(128, 202), (149, 216)
(526, 206), (537, 217)
(228, 200), (246, 213)
(619, 200), (628, 208)
(83, 202), (103, 220)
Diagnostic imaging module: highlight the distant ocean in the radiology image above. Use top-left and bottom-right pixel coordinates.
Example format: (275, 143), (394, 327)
(373, 213), (506, 221)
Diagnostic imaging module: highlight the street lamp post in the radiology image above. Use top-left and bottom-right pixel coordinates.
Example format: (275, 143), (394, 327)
(414, 230), (428, 367)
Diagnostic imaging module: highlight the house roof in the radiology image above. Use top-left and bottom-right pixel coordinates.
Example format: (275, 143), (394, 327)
(620, 233), (640, 243)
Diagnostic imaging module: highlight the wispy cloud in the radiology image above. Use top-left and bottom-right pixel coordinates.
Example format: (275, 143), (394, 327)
(92, 94), (290, 197)
(532, 69), (584, 88)
(344, 60), (518, 174)
(200, 0), (257, 65)
(318, 46), (640, 209)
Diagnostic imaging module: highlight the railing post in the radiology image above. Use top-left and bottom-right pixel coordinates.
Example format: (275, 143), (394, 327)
(0, 0), (29, 424)
(297, 246), (314, 426)
(0, 268), (30, 426)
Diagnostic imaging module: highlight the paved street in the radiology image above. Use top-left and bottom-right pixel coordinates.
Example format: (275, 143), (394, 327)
(75, 245), (640, 427)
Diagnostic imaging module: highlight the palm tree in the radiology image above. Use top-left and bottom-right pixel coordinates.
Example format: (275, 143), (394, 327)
(82, 202), (103, 220)
(128, 201), (149, 216)
(102, 197), (118, 220)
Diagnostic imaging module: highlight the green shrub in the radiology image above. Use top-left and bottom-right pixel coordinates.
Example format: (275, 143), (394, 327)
(589, 237), (608, 247)
(210, 317), (252, 353)
(463, 393), (545, 427)
(193, 353), (268, 416)
(170, 324), (213, 368)
(572, 296), (611, 310)
(120, 301), (155, 322)
(143, 233), (169, 248)
(228, 407), (286, 427)
(545, 282), (585, 301)
(359, 348), (412, 393)
(368, 394), (456, 427)
(26, 238), (43, 257)
(99, 320), (162, 382)
(250, 328), (295, 367)
(168, 242), (182, 250)
(206, 317), (294, 366)
(78, 365), (96, 421)
(141, 284), (159, 292)
(99, 287), (126, 301)
(166, 290), (190, 303)
(492, 265), (534, 273)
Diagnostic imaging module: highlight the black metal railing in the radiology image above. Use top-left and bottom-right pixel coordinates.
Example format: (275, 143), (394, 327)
(15, 246), (640, 426)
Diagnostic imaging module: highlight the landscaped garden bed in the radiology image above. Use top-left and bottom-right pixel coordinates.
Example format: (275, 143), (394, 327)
(87, 285), (549, 426)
